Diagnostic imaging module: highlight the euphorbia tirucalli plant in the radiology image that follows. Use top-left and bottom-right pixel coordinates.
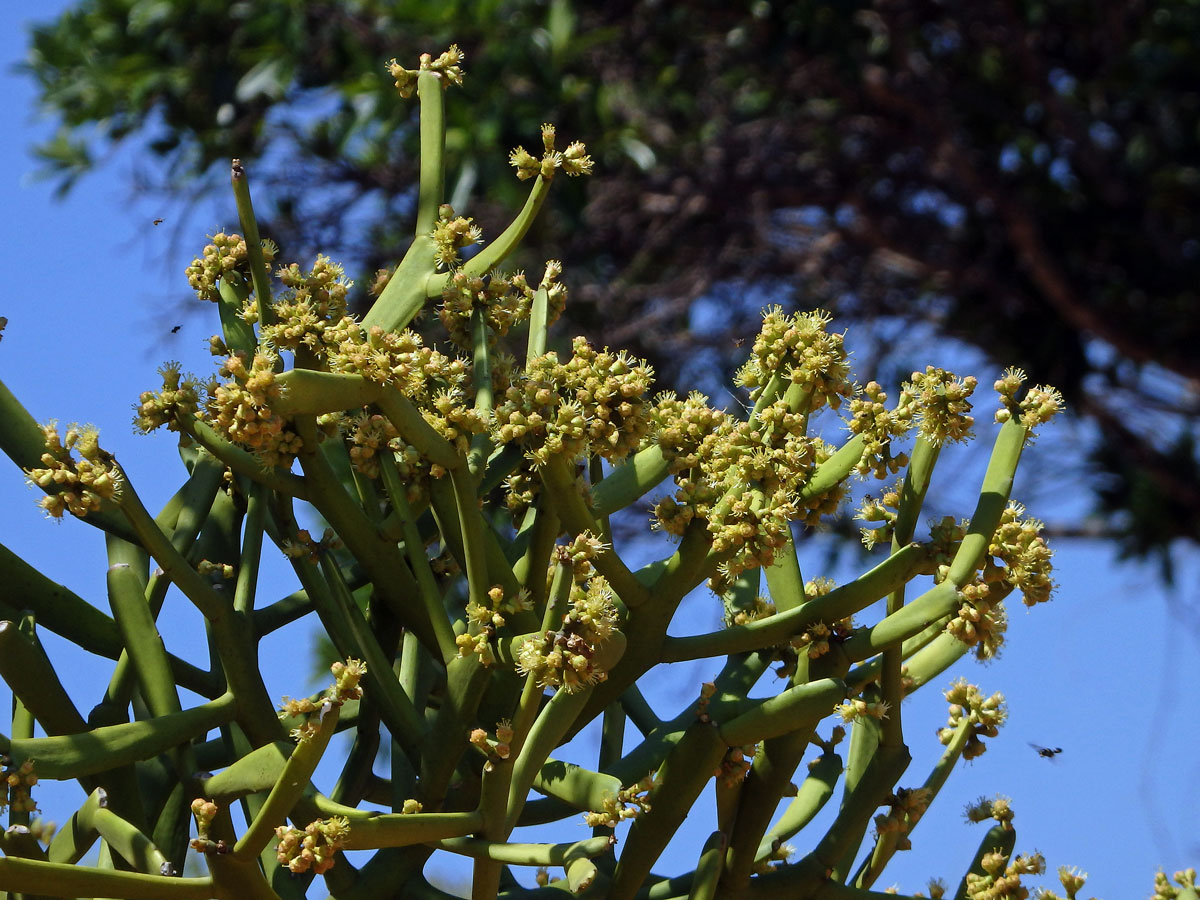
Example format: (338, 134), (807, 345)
(1, 45), (1193, 900)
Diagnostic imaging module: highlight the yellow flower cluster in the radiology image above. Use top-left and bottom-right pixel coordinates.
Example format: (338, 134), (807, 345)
(1151, 868), (1198, 900)
(994, 367), (1065, 438)
(735, 307), (853, 413)
(650, 390), (728, 473)
(516, 577), (619, 692)
(275, 816), (351, 875)
(582, 776), (653, 828)
(872, 786), (932, 852)
(938, 679), (1006, 760)
(386, 44), (465, 99)
(848, 381), (912, 479)
(256, 256), (352, 350)
(835, 697), (891, 723)
(25, 422), (120, 519)
(0, 758), (37, 815)
(206, 351), (300, 468)
(946, 582), (1008, 660)
(439, 269), (533, 350)
(493, 339), (654, 467)
(714, 743), (758, 787)
(902, 366), (979, 447)
(184, 231), (276, 301)
(278, 659), (366, 742)
(965, 849), (1045, 900)
(509, 123), (594, 182)
(133, 362), (202, 434)
(985, 503), (1055, 607)
(431, 206), (483, 271)
(456, 585), (533, 666)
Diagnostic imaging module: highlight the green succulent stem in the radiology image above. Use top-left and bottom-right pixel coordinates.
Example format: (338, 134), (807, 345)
(0, 856), (216, 900)
(379, 452), (458, 663)
(660, 543), (929, 663)
(230, 158), (275, 328)
(952, 823), (1017, 900)
(608, 722), (728, 900)
(232, 704), (341, 860)
(882, 437), (939, 747)
(1, 692), (236, 779)
(0, 619), (88, 737)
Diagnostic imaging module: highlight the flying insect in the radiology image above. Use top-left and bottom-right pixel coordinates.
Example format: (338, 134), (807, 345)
(1029, 743), (1063, 759)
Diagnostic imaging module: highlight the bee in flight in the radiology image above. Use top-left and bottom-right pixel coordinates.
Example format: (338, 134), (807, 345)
(1030, 743), (1063, 759)
(153, 218), (165, 226)
(170, 325), (182, 334)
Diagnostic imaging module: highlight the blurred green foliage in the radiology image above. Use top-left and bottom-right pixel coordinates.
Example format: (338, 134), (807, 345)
(23, 0), (1200, 566)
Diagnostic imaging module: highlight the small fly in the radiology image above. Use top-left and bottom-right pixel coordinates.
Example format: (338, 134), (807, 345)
(153, 218), (165, 226)
(1029, 743), (1063, 760)
(170, 325), (182, 334)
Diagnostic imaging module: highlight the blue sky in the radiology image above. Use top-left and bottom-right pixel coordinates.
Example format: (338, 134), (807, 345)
(2, 7), (1199, 899)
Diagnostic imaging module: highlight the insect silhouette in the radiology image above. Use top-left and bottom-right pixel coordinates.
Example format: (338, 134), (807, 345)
(732, 336), (745, 348)
(170, 325), (181, 334)
(1029, 743), (1063, 759)
(153, 218), (165, 226)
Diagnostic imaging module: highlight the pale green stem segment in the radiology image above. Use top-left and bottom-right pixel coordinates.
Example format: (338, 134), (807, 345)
(856, 719), (972, 890)
(660, 543), (928, 662)
(216, 274), (258, 355)
(540, 454), (650, 608)
(232, 705), (341, 860)
(234, 481), (268, 614)
(469, 306), (495, 476)
(0, 692), (236, 779)
(439, 835), (610, 866)
(0, 856), (216, 900)
(471, 604), (558, 893)
(830, 705), (883, 881)
(764, 527), (806, 614)
(376, 389), (462, 472)
(716, 678), (846, 747)
(362, 69), (445, 332)
(378, 451), (458, 664)
(414, 71), (446, 236)
(881, 436), (940, 747)
(77, 788), (174, 876)
(449, 461), (490, 613)
(106, 557), (183, 720)
(272, 369), (462, 473)
(799, 434), (866, 503)
(435, 174), (554, 290)
(230, 158), (275, 329)
(114, 464), (229, 622)
(842, 419), (1028, 661)
(895, 631), (970, 692)
(530, 759), (623, 812)
(504, 631), (627, 833)
(843, 618), (952, 695)
(756, 749), (843, 862)
(952, 823), (1017, 900)
(591, 443), (670, 518)
(0, 541), (121, 658)
(181, 417), (310, 500)
(203, 740), (294, 800)
(607, 722), (728, 900)
(526, 285), (552, 364)
(0, 619), (88, 736)
(316, 558), (427, 754)
(687, 831), (726, 900)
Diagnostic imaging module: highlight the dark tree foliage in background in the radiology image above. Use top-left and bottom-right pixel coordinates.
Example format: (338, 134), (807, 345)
(24, 0), (1200, 568)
